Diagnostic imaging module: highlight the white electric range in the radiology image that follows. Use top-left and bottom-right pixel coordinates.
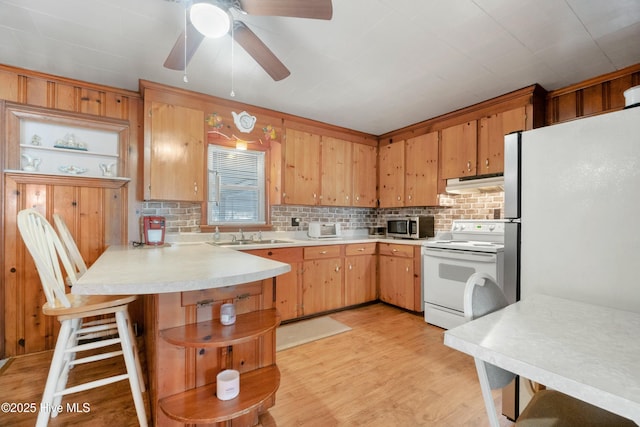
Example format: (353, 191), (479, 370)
(422, 220), (505, 329)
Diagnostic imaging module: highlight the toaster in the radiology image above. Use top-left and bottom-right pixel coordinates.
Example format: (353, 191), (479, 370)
(308, 222), (341, 239)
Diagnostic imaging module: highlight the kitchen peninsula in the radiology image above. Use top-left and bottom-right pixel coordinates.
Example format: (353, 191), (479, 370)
(73, 243), (291, 427)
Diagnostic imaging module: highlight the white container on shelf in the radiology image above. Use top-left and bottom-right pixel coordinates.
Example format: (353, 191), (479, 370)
(624, 85), (640, 107)
(216, 369), (240, 400)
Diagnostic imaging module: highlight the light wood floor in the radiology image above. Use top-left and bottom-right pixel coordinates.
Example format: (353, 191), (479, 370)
(0, 303), (514, 426)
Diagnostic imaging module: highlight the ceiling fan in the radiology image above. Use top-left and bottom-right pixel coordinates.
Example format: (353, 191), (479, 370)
(164, 0), (333, 81)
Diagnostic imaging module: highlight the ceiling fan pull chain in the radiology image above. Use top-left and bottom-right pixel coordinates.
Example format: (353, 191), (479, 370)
(230, 22), (235, 97)
(183, 4), (188, 83)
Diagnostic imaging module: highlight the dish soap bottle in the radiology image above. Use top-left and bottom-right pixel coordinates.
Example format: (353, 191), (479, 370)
(214, 226), (221, 243)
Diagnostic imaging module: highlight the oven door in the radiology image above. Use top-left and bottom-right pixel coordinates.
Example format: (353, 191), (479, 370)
(423, 247), (501, 327)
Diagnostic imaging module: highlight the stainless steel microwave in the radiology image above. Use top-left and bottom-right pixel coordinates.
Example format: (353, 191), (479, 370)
(386, 216), (434, 239)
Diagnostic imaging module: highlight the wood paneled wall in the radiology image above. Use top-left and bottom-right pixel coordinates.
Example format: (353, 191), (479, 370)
(545, 63), (640, 125)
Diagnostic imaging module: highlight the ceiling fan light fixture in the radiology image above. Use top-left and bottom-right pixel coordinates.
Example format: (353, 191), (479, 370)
(190, 3), (230, 38)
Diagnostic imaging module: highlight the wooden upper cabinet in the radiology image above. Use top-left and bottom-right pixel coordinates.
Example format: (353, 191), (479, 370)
(405, 131), (438, 206)
(378, 141), (405, 207)
(321, 136), (352, 206)
(282, 128), (321, 205)
(440, 120), (477, 179)
(352, 143), (377, 207)
(144, 100), (205, 201)
(478, 106), (526, 175)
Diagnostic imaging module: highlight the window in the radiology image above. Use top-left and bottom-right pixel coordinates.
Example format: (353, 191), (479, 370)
(207, 145), (266, 225)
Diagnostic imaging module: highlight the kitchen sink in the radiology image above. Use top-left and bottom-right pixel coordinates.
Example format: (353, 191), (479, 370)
(208, 239), (294, 247)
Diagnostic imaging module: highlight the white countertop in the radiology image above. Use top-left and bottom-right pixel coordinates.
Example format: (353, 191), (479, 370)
(166, 231), (431, 250)
(72, 243), (291, 295)
(444, 294), (640, 423)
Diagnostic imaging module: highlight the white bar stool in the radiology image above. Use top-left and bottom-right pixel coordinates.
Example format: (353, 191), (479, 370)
(18, 209), (148, 427)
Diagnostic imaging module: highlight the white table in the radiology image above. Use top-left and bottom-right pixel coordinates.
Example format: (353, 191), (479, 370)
(72, 243), (291, 295)
(444, 294), (640, 424)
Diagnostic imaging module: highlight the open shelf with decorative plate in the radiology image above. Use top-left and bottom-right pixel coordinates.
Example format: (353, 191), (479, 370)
(3, 103), (129, 179)
(158, 308), (281, 425)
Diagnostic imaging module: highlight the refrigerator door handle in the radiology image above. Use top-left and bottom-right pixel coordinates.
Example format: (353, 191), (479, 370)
(504, 132), (521, 219)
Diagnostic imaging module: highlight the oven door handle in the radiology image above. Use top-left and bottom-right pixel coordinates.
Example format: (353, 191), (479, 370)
(423, 248), (497, 262)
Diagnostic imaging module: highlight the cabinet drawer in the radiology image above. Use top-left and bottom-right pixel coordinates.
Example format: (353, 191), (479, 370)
(345, 243), (376, 256)
(304, 245), (341, 259)
(378, 243), (414, 257)
(181, 282), (263, 307)
(244, 247), (303, 263)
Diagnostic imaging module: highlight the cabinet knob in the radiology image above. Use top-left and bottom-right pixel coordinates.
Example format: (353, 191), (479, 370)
(320, 250), (327, 254)
(397, 195), (401, 201)
(467, 161), (472, 171)
(335, 266), (341, 272)
(348, 264), (353, 270)
(485, 158), (490, 168)
(357, 248), (365, 252)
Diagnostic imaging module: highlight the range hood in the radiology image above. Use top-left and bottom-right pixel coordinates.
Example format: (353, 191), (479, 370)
(445, 174), (504, 194)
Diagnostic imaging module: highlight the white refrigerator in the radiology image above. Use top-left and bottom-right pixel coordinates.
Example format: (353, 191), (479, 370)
(502, 106), (640, 418)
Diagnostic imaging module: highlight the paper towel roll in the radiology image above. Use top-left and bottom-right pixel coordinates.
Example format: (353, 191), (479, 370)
(216, 369), (240, 400)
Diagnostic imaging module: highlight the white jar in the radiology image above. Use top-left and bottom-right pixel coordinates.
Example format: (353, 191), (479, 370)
(216, 369), (240, 400)
(220, 303), (236, 325)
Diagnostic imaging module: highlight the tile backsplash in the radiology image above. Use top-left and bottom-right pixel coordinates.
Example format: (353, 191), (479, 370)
(139, 191), (504, 234)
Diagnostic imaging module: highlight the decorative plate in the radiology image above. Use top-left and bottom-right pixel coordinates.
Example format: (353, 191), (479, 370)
(59, 165), (88, 175)
(232, 111), (257, 133)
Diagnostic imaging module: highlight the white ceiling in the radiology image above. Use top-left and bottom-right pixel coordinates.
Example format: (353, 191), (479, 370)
(1, 0), (639, 135)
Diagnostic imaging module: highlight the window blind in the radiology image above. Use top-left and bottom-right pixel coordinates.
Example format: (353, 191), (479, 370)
(207, 145), (265, 225)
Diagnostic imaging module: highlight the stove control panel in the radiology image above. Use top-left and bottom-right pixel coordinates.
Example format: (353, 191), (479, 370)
(451, 220), (505, 234)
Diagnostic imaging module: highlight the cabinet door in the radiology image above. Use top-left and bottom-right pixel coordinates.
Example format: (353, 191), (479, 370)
(146, 101), (205, 201)
(321, 136), (352, 206)
(282, 129), (321, 205)
(244, 247), (302, 321)
(345, 253), (377, 306)
(302, 258), (344, 315)
(405, 132), (438, 206)
(378, 141), (405, 207)
(478, 107), (526, 175)
(379, 255), (414, 310)
(440, 120), (477, 179)
(352, 143), (377, 207)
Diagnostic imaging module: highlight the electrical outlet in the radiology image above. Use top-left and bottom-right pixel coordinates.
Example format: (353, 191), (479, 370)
(291, 217), (300, 226)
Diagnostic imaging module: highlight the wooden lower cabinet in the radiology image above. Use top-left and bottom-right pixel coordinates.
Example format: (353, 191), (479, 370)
(2, 172), (129, 357)
(378, 243), (422, 312)
(244, 247), (303, 321)
(302, 245), (344, 316)
(344, 243), (377, 305)
(247, 242), (425, 319)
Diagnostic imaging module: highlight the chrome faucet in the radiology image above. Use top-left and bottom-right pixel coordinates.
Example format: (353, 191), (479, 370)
(239, 228), (245, 241)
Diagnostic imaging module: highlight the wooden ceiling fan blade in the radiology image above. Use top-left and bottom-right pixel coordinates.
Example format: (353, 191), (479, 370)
(234, 22), (291, 81)
(163, 22), (206, 70)
(239, 0), (332, 20)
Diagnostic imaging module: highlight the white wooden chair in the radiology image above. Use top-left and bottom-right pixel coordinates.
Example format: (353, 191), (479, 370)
(53, 213), (146, 384)
(17, 209), (148, 427)
(464, 272), (636, 427)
